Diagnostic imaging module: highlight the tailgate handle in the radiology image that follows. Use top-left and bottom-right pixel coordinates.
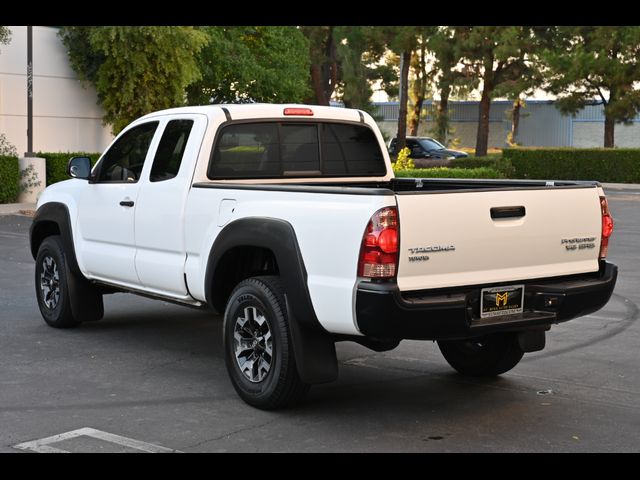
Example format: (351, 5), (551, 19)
(491, 206), (526, 219)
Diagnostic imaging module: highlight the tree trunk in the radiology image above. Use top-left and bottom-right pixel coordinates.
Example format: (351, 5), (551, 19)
(510, 98), (522, 146)
(408, 42), (427, 137)
(408, 98), (423, 136)
(396, 50), (411, 152)
(307, 27), (337, 106)
(436, 86), (450, 145)
(604, 115), (615, 148)
(326, 27), (338, 102)
(475, 86), (492, 157)
(310, 64), (329, 105)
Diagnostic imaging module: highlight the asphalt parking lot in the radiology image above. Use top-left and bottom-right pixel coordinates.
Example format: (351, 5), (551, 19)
(1, 187), (639, 452)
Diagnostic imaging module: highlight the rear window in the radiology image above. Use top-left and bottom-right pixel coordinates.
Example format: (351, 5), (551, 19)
(208, 121), (386, 179)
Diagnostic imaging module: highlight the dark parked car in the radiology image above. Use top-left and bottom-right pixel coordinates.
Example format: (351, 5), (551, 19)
(389, 137), (468, 167)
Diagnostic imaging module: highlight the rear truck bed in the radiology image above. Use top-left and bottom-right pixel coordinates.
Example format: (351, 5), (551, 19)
(353, 178), (617, 340)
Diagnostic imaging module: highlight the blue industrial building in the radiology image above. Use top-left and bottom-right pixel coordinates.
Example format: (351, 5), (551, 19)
(370, 100), (640, 148)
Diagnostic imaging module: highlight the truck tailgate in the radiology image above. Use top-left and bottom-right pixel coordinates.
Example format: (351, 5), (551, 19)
(396, 186), (602, 291)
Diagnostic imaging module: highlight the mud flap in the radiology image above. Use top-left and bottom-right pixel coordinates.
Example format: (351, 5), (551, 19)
(67, 271), (104, 322)
(285, 296), (338, 384)
(518, 329), (546, 353)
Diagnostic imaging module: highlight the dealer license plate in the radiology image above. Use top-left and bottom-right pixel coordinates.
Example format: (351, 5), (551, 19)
(480, 285), (524, 318)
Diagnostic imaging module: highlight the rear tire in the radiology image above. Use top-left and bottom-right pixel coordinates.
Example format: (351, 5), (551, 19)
(437, 333), (524, 377)
(35, 236), (80, 328)
(223, 276), (309, 409)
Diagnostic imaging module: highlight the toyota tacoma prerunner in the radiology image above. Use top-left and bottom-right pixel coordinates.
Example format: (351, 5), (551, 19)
(30, 104), (617, 409)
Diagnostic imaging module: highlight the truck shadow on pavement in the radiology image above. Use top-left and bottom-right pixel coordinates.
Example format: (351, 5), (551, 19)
(74, 294), (529, 418)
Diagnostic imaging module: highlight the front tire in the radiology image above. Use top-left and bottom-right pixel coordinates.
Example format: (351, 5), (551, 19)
(35, 235), (80, 328)
(437, 333), (525, 377)
(223, 276), (309, 409)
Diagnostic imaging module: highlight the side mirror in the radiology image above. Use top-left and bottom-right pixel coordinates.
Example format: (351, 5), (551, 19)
(67, 156), (92, 180)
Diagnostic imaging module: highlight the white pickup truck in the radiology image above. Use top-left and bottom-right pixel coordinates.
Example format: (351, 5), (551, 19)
(30, 104), (617, 409)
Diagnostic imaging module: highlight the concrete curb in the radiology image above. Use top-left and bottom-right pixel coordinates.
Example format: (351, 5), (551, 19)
(0, 203), (37, 217)
(601, 183), (640, 192)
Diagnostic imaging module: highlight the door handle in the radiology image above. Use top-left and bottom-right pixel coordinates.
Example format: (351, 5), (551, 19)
(490, 206), (525, 219)
(119, 200), (135, 207)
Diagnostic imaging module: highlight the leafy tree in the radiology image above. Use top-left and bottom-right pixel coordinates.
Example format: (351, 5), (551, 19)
(374, 52), (401, 101)
(301, 26), (339, 106)
(386, 27), (420, 152)
(0, 133), (17, 157)
(302, 26), (387, 113)
(454, 26), (538, 156)
(500, 27), (555, 146)
(60, 26), (208, 134)
(541, 26), (640, 148)
(407, 30), (435, 136)
(0, 26), (10, 49)
(427, 27), (476, 145)
(186, 26), (310, 105)
(334, 26), (387, 113)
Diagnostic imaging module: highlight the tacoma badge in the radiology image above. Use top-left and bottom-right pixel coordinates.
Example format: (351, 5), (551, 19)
(561, 237), (596, 251)
(408, 244), (455, 262)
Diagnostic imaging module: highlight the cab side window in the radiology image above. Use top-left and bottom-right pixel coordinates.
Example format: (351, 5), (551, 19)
(150, 120), (194, 182)
(96, 122), (158, 183)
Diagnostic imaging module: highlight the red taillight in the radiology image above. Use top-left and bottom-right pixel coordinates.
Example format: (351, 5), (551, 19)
(283, 107), (314, 116)
(358, 207), (399, 279)
(599, 196), (614, 259)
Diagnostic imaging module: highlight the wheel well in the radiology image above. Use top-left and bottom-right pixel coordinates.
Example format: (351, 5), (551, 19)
(211, 246), (279, 312)
(30, 221), (61, 259)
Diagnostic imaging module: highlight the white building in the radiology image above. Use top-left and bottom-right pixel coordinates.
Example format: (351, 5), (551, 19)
(0, 26), (113, 155)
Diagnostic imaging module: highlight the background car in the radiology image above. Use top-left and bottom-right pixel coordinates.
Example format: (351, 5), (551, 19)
(388, 136), (468, 167)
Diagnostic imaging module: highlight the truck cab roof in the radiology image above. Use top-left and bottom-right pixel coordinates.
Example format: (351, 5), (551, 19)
(139, 104), (366, 124)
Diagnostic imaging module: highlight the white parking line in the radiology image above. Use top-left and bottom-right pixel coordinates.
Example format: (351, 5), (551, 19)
(13, 427), (182, 453)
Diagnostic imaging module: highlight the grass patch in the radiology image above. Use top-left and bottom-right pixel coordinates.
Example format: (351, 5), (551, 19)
(395, 167), (503, 179)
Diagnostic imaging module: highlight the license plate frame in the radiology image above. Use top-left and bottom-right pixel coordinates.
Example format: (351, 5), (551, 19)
(480, 284), (525, 318)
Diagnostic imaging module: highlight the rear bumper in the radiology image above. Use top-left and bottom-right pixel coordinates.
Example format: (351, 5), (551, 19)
(355, 261), (618, 340)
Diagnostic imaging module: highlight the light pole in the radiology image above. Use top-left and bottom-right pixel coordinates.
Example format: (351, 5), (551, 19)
(19, 25), (46, 204)
(25, 25), (34, 156)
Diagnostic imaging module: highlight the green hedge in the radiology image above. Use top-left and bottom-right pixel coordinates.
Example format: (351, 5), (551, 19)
(395, 167), (503, 179)
(0, 155), (20, 203)
(451, 157), (496, 169)
(452, 155), (516, 178)
(504, 148), (640, 183)
(37, 152), (101, 186)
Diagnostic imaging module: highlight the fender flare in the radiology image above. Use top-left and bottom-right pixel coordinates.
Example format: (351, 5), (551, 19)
(30, 202), (103, 322)
(204, 217), (338, 384)
(30, 202), (80, 270)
